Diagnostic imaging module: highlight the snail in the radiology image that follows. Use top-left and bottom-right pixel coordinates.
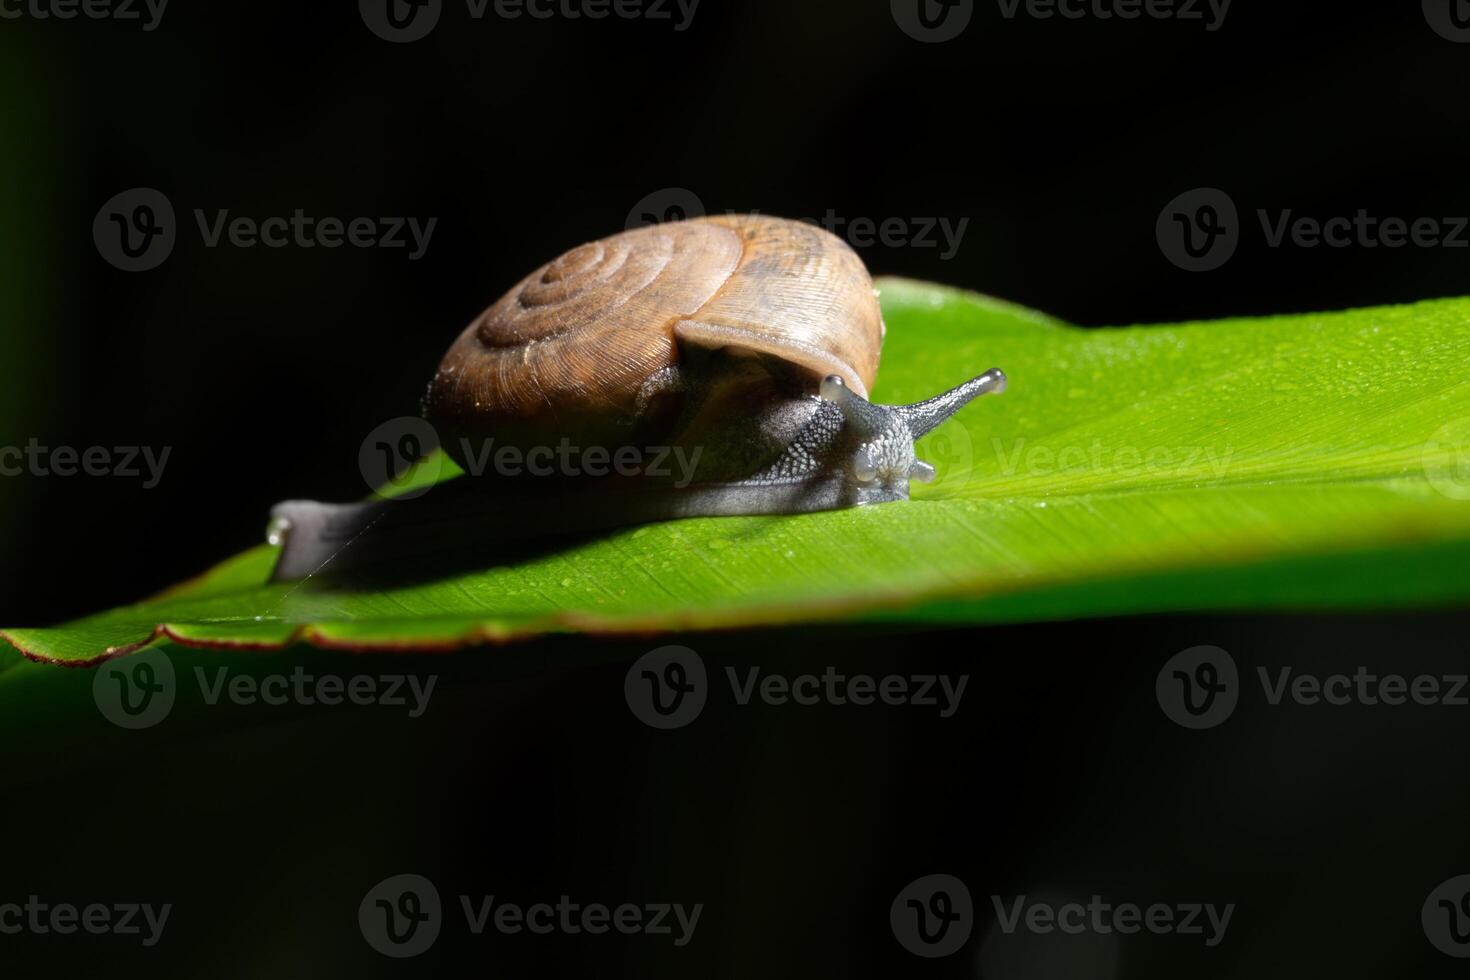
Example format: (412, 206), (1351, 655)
(268, 215), (1005, 580)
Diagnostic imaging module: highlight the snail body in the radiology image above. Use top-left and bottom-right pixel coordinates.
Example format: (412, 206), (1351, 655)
(269, 216), (1004, 580)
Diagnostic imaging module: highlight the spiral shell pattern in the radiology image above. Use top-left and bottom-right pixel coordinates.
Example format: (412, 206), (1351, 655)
(425, 215), (884, 458)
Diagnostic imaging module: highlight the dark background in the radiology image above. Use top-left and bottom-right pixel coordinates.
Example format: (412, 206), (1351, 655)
(1, 1), (1468, 976)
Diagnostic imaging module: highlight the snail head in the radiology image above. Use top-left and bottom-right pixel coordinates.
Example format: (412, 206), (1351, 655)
(818, 368), (1007, 503)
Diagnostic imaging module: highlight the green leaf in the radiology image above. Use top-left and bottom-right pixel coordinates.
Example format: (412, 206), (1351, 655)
(7, 279), (1470, 665)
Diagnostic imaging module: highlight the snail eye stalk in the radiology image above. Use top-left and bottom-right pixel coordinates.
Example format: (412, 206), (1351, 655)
(895, 368), (1006, 440)
(819, 374), (889, 441)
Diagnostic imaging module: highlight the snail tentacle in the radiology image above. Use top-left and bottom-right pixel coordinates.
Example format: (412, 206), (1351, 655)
(895, 368), (1007, 440)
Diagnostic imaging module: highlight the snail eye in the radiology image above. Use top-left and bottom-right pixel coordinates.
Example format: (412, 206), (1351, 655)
(852, 450), (878, 484)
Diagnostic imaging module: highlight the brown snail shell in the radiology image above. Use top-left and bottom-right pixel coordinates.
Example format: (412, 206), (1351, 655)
(265, 215), (1007, 581)
(423, 215), (884, 466)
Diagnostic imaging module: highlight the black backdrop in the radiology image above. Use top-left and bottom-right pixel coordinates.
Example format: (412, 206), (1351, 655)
(1, 2), (1469, 977)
